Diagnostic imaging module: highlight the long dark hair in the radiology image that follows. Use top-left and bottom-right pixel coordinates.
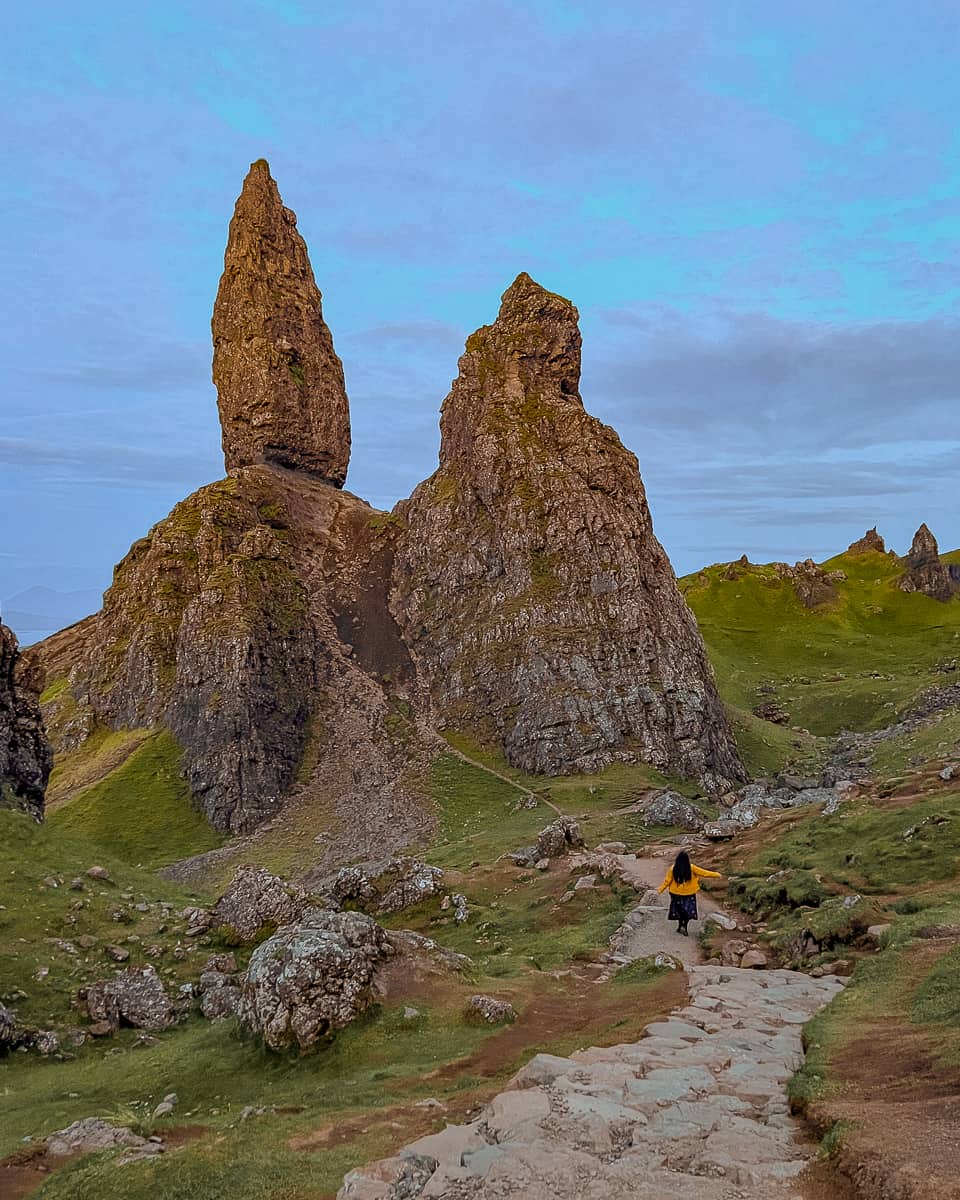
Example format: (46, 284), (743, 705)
(672, 851), (692, 885)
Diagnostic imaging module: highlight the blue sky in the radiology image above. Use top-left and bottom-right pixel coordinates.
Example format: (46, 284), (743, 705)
(2, 1), (959, 640)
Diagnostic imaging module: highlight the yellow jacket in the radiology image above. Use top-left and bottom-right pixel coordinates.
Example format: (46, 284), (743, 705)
(658, 864), (721, 896)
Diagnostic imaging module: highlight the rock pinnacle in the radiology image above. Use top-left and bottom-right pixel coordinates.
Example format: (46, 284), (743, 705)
(212, 159), (351, 485)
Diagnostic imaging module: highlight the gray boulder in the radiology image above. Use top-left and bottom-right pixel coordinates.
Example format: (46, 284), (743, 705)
(83, 966), (174, 1032)
(465, 995), (517, 1025)
(643, 791), (704, 831)
(238, 908), (392, 1050)
(45, 1118), (148, 1157)
(534, 817), (585, 859)
(211, 865), (307, 942)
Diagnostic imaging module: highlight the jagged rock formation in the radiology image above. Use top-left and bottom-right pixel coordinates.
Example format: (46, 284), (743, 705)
(38, 173), (743, 840)
(0, 622), (51, 821)
(212, 159), (350, 485)
(847, 526), (886, 555)
(898, 523), (960, 602)
(391, 274), (743, 789)
(773, 559), (844, 609)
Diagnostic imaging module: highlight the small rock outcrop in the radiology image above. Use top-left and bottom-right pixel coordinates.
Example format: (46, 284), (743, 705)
(392, 274), (744, 791)
(898, 524), (960, 602)
(773, 559), (843, 609)
(212, 159), (351, 485)
(464, 995), (517, 1025)
(210, 866), (308, 941)
(238, 908), (392, 1050)
(0, 622), (51, 821)
(847, 526), (886, 555)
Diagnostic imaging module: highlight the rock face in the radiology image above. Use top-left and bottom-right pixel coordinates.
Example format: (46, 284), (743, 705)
(899, 524), (960, 602)
(847, 526), (887, 555)
(238, 908), (392, 1050)
(0, 622), (51, 821)
(391, 274), (743, 790)
(212, 159), (351, 485)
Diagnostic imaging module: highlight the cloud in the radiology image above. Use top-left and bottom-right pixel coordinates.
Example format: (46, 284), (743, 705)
(587, 309), (960, 455)
(0, 437), (220, 486)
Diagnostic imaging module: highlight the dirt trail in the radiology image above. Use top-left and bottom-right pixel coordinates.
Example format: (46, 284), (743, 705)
(443, 745), (563, 816)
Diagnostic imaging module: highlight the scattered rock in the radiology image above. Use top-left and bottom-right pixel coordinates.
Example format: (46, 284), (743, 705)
(86, 866), (112, 882)
(450, 893), (469, 924)
(0, 1003), (18, 1051)
(465, 995), (517, 1025)
(238, 908), (392, 1050)
(317, 857), (444, 916)
(105, 944), (130, 962)
(739, 949), (768, 970)
(865, 924), (892, 945)
(152, 1093), (178, 1120)
(940, 764), (958, 781)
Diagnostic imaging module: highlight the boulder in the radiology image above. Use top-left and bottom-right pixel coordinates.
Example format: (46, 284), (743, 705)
(464, 995), (517, 1025)
(338, 1152), (438, 1200)
(703, 820), (739, 840)
(238, 908), (392, 1050)
(83, 966), (174, 1032)
(45, 1118), (148, 1158)
(642, 791), (704, 831)
(211, 865), (307, 942)
(739, 949), (768, 969)
(318, 857), (444, 915)
(898, 524), (960, 602)
(535, 817), (585, 859)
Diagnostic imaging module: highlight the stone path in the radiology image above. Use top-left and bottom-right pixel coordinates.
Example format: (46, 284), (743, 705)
(339, 961), (845, 1199)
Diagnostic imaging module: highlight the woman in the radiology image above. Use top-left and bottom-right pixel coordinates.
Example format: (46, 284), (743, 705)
(657, 850), (721, 936)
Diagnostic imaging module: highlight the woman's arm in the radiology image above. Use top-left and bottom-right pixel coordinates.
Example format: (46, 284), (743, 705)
(692, 866), (722, 878)
(657, 869), (672, 893)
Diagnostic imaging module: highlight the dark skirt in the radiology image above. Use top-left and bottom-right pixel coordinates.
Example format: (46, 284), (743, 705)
(668, 893), (698, 922)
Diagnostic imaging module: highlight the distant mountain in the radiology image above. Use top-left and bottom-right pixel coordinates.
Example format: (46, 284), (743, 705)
(1, 587), (102, 645)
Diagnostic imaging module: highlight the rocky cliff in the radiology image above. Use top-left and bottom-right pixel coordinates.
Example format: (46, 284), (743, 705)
(898, 523), (960, 602)
(390, 274), (743, 788)
(0, 622), (51, 820)
(212, 160), (351, 485)
(38, 166), (743, 838)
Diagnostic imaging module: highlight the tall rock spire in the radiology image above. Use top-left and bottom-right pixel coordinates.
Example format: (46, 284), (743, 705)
(392, 274), (744, 791)
(212, 159), (351, 485)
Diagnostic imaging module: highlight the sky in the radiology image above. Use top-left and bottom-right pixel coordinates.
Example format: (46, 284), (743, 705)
(2, 1), (959, 641)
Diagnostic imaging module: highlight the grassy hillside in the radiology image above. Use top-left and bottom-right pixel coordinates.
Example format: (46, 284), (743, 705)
(682, 547), (960, 775)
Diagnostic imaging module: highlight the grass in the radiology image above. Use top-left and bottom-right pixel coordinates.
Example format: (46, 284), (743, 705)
(46, 726), (153, 810)
(0, 811), (206, 1032)
(50, 731), (224, 870)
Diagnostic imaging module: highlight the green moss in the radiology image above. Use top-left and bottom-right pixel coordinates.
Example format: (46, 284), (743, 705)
(50, 731), (223, 869)
(40, 676), (70, 704)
